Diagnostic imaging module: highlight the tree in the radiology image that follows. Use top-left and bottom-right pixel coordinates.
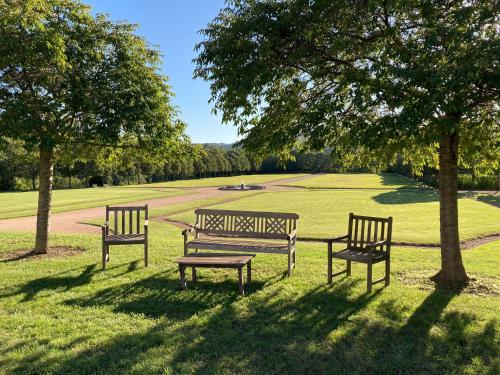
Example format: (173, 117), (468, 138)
(195, 0), (499, 286)
(0, 0), (185, 253)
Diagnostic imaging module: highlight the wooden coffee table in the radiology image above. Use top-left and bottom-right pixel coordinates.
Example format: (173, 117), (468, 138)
(174, 253), (255, 295)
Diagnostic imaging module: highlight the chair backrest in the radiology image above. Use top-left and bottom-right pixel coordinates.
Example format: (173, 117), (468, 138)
(347, 213), (392, 251)
(194, 208), (299, 240)
(106, 205), (148, 235)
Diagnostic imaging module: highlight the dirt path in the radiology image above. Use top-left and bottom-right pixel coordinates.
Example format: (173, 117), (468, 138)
(0, 174), (315, 235)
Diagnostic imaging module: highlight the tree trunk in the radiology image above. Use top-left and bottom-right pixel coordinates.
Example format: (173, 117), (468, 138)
(432, 130), (468, 286)
(34, 147), (54, 254)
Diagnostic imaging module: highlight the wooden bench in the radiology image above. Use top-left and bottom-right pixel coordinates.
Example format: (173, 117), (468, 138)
(101, 204), (149, 269)
(174, 253), (255, 295)
(183, 209), (299, 276)
(327, 213), (393, 292)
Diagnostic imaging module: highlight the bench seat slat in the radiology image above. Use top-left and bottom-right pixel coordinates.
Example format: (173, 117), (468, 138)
(186, 237), (289, 254)
(331, 248), (388, 263)
(105, 233), (145, 245)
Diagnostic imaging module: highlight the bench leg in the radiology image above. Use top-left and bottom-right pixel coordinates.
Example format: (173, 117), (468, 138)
(347, 260), (351, 277)
(292, 248), (296, 268)
(179, 265), (187, 290)
(238, 267), (244, 295)
(192, 267), (197, 284)
(367, 262), (373, 293)
(144, 241), (148, 268)
(247, 261), (251, 284)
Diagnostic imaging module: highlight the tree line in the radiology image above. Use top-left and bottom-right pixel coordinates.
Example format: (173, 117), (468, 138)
(0, 138), (370, 191)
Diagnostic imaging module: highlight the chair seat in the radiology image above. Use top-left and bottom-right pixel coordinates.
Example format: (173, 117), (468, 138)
(186, 236), (289, 254)
(105, 233), (146, 245)
(331, 248), (388, 263)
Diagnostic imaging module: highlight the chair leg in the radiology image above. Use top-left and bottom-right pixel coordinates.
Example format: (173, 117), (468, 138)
(347, 260), (351, 276)
(287, 251), (292, 277)
(385, 257), (390, 286)
(367, 262), (373, 293)
(102, 243), (106, 270)
(327, 242), (332, 284)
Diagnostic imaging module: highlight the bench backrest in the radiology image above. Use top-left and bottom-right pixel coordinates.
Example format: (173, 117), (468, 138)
(106, 205), (148, 235)
(195, 208), (299, 240)
(347, 213), (392, 251)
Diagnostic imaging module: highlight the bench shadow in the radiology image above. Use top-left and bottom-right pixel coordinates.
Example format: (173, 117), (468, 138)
(65, 271), (268, 320)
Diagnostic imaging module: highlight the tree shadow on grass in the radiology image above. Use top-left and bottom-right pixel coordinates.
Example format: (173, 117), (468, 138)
(65, 270), (270, 320)
(0, 264), (97, 302)
(4, 279), (498, 374)
(373, 188), (439, 204)
(476, 194), (500, 208)
(380, 173), (420, 188)
(0, 261), (141, 302)
(170, 286), (496, 374)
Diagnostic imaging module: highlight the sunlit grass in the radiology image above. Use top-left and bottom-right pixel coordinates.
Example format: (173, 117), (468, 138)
(0, 187), (188, 220)
(170, 189), (500, 243)
(144, 173), (307, 188)
(282, 173), (421, 189)
(0, 223), (498, 374)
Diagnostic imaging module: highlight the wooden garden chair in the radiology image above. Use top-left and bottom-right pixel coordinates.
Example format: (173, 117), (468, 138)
(101, 204), (149, 269)
(327, 213), (393, 292)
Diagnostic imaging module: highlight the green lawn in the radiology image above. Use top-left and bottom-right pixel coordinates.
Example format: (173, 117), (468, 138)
(0, 174), (307, 220)
(145, 173), (307, 188)
(170, 189), (500, 243)
(283, 173), (421, 189)
(0, 223), (498, 374)
(0, 187), (189, 220)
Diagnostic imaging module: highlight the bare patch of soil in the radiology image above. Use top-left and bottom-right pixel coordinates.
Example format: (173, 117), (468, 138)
(0, 246), (86, 262)
(395, 269), (499, 296)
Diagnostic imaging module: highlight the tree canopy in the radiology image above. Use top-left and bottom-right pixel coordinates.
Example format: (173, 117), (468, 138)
(195, 0), (498, 156)
(195, 0), (500, 286)
(0, 0), (186, 253)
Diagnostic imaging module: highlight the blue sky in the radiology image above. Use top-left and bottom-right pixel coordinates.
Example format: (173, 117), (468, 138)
(83, 0), (237, 144)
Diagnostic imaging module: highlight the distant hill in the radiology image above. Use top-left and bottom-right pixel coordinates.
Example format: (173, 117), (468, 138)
(200, 143), (235, 150)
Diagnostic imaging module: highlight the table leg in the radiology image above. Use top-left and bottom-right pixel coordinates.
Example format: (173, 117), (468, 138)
(179, 265), (187, 290)
(192, 267), (197, 284)
(247, 261), (251, 284)
(238, 267), (244, 295)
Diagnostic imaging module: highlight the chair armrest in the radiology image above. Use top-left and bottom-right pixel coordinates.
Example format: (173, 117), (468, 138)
(287, 229), (297, 241)
(365, 240), (388, 249)
(326, 234), (349, 243)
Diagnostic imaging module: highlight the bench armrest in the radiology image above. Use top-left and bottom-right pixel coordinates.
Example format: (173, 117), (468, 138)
(287, 229), (297, 241)
(144, 220), (149, 227)
(326, 234), (349, 243)
(182, 224), (199, 236)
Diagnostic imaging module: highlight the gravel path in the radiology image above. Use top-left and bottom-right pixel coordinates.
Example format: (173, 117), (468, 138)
(0, 174), (314, 234)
